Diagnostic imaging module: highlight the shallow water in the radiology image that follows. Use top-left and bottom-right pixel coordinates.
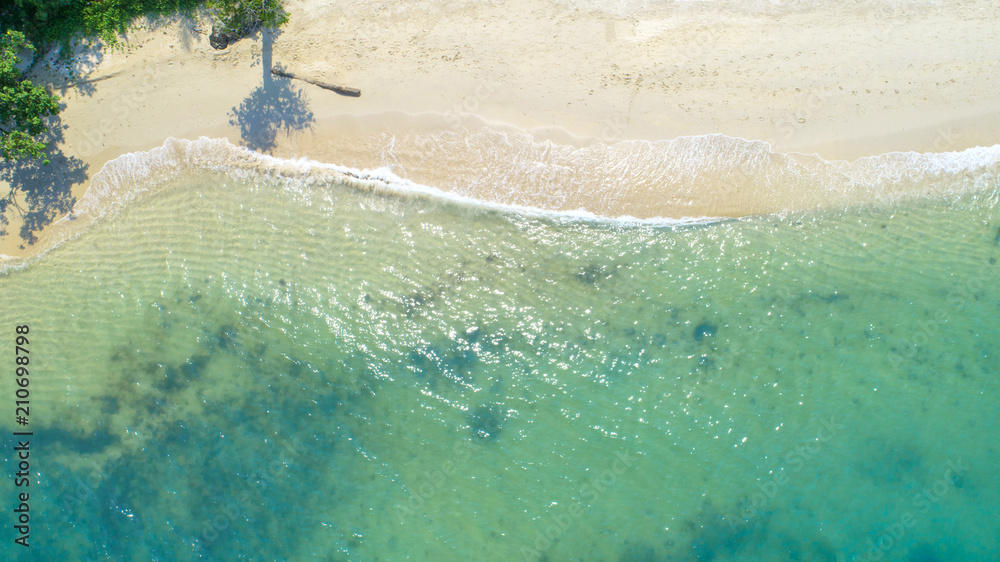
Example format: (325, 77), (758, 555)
(1, 159), (998, 561)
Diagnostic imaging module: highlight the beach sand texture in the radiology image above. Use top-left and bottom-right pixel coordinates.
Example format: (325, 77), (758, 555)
(2, 0), (1000, 256)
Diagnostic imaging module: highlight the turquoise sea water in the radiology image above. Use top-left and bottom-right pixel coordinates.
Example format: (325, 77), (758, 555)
(1, 140), (999, 561)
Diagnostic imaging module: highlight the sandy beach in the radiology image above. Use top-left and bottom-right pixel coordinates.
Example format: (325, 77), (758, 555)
(3, 0), (1000, 256)
(4, 3), (1000, 559)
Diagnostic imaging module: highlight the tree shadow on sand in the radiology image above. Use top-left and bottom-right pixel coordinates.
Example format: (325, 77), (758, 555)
(228, 29), (313, 153)
(0, 115), (88, 248)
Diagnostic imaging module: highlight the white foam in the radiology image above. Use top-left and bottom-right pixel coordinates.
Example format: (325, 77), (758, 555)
(3, 132), (998, 274)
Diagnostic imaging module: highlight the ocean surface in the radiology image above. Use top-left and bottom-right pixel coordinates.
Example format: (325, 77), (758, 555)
(1, 137), (998, 561)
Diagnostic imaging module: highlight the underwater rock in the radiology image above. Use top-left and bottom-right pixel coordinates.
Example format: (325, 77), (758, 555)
(469, 403), (506, 441)
(212, 324), (239, 352)
(694, 322), (717, 342)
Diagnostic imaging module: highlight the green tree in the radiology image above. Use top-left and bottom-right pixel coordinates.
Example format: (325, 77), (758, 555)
(209, 0), (288, 37)
(0, 30), (61, 163)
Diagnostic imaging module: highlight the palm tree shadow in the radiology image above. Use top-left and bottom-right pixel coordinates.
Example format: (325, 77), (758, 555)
(0, 115), (88, 247)
(228, 29), (313, 153)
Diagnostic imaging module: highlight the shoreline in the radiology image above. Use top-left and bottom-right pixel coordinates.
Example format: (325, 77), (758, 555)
(3, 0), (1000, 257)
(3, 130), (997, 274)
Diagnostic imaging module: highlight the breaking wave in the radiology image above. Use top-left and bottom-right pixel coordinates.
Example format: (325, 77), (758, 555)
(2, 130), (999, 272)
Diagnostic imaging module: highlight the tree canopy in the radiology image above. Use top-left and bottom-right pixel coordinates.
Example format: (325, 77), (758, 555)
(0, 30), (60, 163)
(1, 1), (288, 47)
(209, 0), (289, 37)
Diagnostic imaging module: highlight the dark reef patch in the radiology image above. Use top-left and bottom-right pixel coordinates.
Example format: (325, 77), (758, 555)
(400, 284), (449, 317)
(907, 542), (945, 562)
(210, 324), (240, 353)
(402, 292), (427, 316)
(855, 439), (924, 485)
(820, 292), (849, 303)
(694, 322), (717, 342)
(576, 263), (612, 285)
(469, 402), (506, 441)
(464, 326), (481, 344)
(153, 365), (182, 392)
(619, 541), (661, 561)
(408, 341), (482, 386)
(448, 347), (479, 380)
(153, 355), (211, 393)
(44, 426), (119, 454)
(95, 395), (120, 415)
(408, 345), (444, 383)
(182, 355), (211, 379)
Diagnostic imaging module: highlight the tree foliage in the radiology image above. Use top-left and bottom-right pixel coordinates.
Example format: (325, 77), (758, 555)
(208, 0), (289, 37)
(2, 0), (288, 48)
(0, 0), (207, 46)
(0, 30), (60, 163)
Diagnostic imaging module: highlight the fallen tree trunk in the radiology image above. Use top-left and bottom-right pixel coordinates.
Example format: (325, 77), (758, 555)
(271, 68), (361, 97)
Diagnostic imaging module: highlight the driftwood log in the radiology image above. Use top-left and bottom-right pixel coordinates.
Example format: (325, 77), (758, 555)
(270, 68), (361, 97)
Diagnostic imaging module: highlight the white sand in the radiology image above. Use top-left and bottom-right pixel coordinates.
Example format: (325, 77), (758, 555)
(3, 0), (1000, 256)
